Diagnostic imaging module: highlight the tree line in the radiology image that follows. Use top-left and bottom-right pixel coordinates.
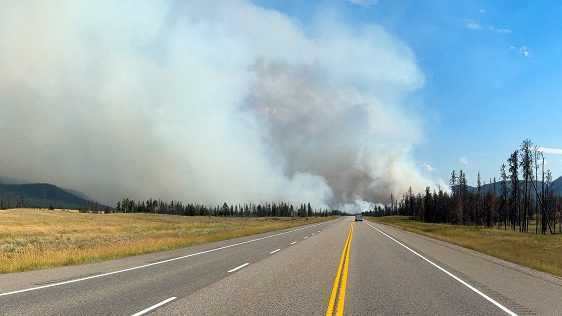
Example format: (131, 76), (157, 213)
(366, 139), (562, 234)
(0, 195), (340, 218)
(0, 197), (109, 212)
(115, 198), (340, 217)
(0, 197), (26, 209)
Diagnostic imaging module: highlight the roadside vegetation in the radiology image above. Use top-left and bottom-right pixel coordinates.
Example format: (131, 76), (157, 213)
(0, 209), (333, 273)
(369, 216), (562, 276)
(366, 139), (561, 234)
(363, 139), (562, 276)
(114, 199), (339, 217)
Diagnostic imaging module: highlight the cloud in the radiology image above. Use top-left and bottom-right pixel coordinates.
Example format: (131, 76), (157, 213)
(489, 26), (512, 34)
(509, 45), (530, 57)
(459, 157), (469, 166)
(465, 20), (482, 30)
(423, 163), (434, 172)
(0, 0), (432, 207)
(346, 0), (379, 7)
(465, 19), (512, 35)
(539, 147), (562, 156)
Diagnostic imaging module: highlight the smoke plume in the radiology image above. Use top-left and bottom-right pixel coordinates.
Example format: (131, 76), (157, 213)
(0, 0), (433, 208)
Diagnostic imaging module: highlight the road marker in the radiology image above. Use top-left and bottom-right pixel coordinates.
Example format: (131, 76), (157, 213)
(336, 224), (353, 315)
(304, 236), (309, 239)
(0, 221), (329, 297)
(290, 241), (297, 245)
(326, 223), (353, 316)
(366, 222), (517, 316)
(131, 297), (176, 316)
(270, 249), (281, 255)
(228, 263), (250, 273)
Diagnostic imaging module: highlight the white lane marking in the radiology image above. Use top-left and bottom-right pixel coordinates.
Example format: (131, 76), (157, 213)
(290, 241), (297, 245)
(131, 297), (176, 316)
(366, 222), (517, 316)
(0, 221), (328, 297)
(318, 231), (321, 233)
(270, 249), (281, 255)
(304, 236), (309, 239)
(227, 263), (250, 273)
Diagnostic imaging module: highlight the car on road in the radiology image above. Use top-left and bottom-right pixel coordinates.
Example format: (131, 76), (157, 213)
(355, 214), (363, 222)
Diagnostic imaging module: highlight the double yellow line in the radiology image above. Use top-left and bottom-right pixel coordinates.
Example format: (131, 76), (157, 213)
(326, 223), (354, 316)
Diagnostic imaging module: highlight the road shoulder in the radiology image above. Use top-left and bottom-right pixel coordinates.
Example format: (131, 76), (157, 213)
(368, 222), (562, 315)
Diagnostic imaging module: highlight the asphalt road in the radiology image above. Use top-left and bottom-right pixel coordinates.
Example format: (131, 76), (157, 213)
(2, 217), (562, 315)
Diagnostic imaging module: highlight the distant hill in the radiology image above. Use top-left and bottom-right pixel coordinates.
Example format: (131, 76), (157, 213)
(0, 176), (28, 185)
(0, 182), (109, 210)
(62, 187), (94, 202)
(458, 176), (562, 196)
(550, 177), (562, 195)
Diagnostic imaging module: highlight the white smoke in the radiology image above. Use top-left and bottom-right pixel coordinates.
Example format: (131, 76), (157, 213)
(0, 0), (433, 208)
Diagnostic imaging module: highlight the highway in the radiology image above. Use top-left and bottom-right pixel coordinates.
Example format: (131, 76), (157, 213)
(1, 217), (562, 315)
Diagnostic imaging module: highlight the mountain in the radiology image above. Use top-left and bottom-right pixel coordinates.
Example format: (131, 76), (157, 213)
(0, 176), (28, 185)
(458, 176), (562, 196)
(0, 183), (109, 210)
(62, 187), (94, 202)
(550, 177), (562, 195)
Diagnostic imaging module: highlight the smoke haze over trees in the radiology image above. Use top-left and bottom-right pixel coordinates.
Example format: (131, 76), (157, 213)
(0, 1), (438, 209)
(115, 198), (339, 218)
(369, 139), (562, 234)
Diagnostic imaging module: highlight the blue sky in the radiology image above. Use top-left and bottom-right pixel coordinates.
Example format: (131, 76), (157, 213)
(256, 0), (562, 185)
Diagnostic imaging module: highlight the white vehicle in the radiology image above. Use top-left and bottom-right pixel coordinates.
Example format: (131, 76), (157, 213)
(355, 214), (363, 222)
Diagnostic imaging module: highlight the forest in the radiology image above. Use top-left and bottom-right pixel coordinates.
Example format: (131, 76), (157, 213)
(114, 198), (340, 217)
(0, 185), (339, 218)
(366, 139), (562, 234)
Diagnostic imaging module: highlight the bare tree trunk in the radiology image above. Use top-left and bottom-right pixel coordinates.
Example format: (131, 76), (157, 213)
(535, 150), (539, 234)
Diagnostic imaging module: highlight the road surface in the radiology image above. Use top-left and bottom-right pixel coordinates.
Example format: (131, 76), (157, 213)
(1, 217), (562, 315)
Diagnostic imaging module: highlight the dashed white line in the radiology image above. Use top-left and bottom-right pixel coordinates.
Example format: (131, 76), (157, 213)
(0, 221), (328, 297)
(290, 241), (297, 245)
(228, 262), (250, 273)
(304, 236), (309, 239)
(318, 231), (321, 233)
(270, 249), (281, 255)
(366, 222), (517, 316)
(131, 297), (176, 316)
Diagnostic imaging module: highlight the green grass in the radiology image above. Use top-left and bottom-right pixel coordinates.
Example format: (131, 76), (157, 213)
(0, 209), (333, 273)
(368, 216), (562, 277)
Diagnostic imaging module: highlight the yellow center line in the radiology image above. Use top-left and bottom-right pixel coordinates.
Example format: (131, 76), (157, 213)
(325, 226), (351, 315)
(325, 222), (354, 316)
(326, 225), (351, 315)
(336, 223), (353, 315)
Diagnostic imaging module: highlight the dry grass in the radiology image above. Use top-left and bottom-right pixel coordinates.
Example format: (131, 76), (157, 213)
(0, 209), (332, 273)
(369, 216), (562, 277)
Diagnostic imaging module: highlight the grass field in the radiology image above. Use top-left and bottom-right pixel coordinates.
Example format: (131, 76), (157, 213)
(369, 216), (562, 277)
(0, 209), (332, 273)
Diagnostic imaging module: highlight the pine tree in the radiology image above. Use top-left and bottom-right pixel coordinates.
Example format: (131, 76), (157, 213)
(508, 151), (519, 231)
(520, 140), (533, 232)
